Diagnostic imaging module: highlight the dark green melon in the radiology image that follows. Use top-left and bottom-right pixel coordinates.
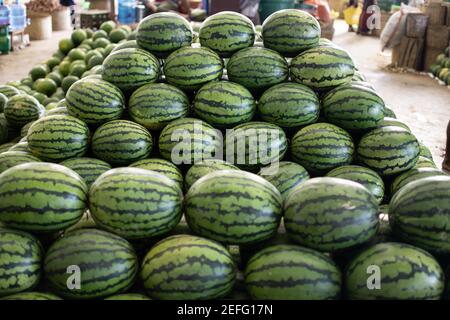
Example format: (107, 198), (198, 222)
(284, 177), (379, 251)
(345, 242), (444, 299)
(185, 170), (283, 244)
(1, 292), (62, 300)
(0, 93), (7, 113)
(391, 167), (446, 195)
(0, 85), (20, 98)
(0, 151), (41, 174)
(184, 159), (239, 191)
(4, 94), (45, 127)
(92, 120), (153, 166)
(59, 157), (112, 188)
(245, 244), (341, 299)
(129, 158), (183, 189)
(140, 234), (235, 300)
(0, 162), (87, 232)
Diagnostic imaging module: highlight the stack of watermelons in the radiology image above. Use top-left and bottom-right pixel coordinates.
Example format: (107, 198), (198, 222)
(0, 10), (449, 300)
(429, 47), (450, 85)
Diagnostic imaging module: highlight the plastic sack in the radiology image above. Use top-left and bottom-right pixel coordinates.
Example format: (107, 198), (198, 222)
(380, 4), (420, 51)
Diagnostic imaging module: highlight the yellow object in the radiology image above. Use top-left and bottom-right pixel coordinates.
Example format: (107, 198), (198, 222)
(343, 5), (362, 26)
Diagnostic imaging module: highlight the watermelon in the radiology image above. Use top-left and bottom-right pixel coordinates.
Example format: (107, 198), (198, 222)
(89, 168), (183, 239)
(0, 93), (8, 113)
(284, 177), (379, 251)
(0, 151), (41, 174)
(158, 118), (222, 165)
(4, 94), (45, 127)
(225, 122), (287, 169)
(257, 83), (320, 129)
(185, 170), (283, 244)
(414, 156), (436, 169)
(322, 83), (385, 131)
(1, 292), (61, 300)
(8, 141), (30, 153)
(44, 228), (138, 299)
(199, 11), (255, 57)
(136, 12), (193, 58)
(326, 165), (385, 204)
(100, 21), (116, 34)
(227, 47), (288, 91)
(345, 242), (444, 299)
(66, 78), (125, 125)
(184, 159), (239, 191)
(0, 162), (87, 232)
(258, 161), (309, 200)
(140, 234), (235, 300)
(111, 40), (138, 53)
(105, 293), (150, 300)
(109, 28), (127, 43)
(357, 126), (420, 176)
(102, 48), (160, 92)
(60, 157), (112, 188)
(378, 117), (410, 131)
(245, 244), (341, 299)
(129, 158), (183, 188)
(390, 167), (446, 195)
(0, 114), (10, 144)
(0, 228), (43, 296)
(92, 120), (153, 166)
(389, 176), (450, 254)
(290, 46), (355, 90)
(45, 106), (69, 117)
(419, 142), (434, 161)
(164, 46), (223, 91)
(262, 9), (320, 57)
(291, 123), (355, 173)
(128, 83), (189, 130)
(61, 75), (79, 93)
(193, 80), (256, 128)
(27, 115), (90, 162)
(0, 143), (15, 154)
(0, 85), (20, 98)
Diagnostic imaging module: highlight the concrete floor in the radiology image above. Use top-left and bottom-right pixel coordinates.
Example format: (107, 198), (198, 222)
(0, 21), (448, 165)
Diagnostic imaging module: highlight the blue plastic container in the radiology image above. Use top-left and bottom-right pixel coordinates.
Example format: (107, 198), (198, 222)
(0, 1), (10, 26)
(9, 0), (26, 31)
(118, 0), (137, 24)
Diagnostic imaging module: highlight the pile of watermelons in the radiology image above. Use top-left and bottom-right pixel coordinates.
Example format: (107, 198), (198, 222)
(429, 47), (450, 85)
(0, 10), (449, 300)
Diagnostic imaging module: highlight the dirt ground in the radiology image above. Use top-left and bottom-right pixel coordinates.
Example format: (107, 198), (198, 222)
(1, 20), (449, 166)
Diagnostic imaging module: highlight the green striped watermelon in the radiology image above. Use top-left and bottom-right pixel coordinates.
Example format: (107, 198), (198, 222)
(158, 118), (222, 165)
(284, 177), (379, 251)
(0, 151), (41, 174)
(185, 170), (282, 244)
(345, 242), (444, 299)
(0, 114), (9, 144)
(164, 46), (223, 91)
(199, 11), (255, 57)
(291, 123), (355, 173)
(227, 47), (288, 91)
(414, 156), (436, 168)
(225, 121), (287, 169)
(45, 106), (69, 117)
(4, 94), (45, 127)
(0, 93), (7, 113)
(92, 120), (153, 166)
(262, 9), (320, 57)
(383, 106), (397, 118)
(1, 292), (62, 300)
(193, 80), (256, 128)
(59, 157), (112, 188)
(105, 293), (150, 300)
(290, 46), (355, 90)
(245, 244), (341, 299)
(89, 167), (183, 239)
(44, 228), (138, 299)
(0, 228), (43, 296)
(184, 159), (239, 191)
(20, 120), (35, 138)
(66, 78), (125, 125)
(357, 126), (420, 175)
(129, 158), (183, 189)
(322, 83), (385, 131)
(102, 48), (160, 92)
(390, 167), (446, 195)
(128, 83), (189, 131)
(110, 40), (138, 54)
(0, 143), (15, 154)
(0, 162), (87, 232)
(0, 85), (20, 98)
(7, 141), (30, 153)
(389, 176), (450, 254)
(140, 234), (235, 300)
(27, 115), (90, 162)
(258, 161), (309, 200)
(419, 142), (434, 161)
(378, 117), (410, 131)
(136, 12), (193, 58)
(326, 165), (385, 204)
(257, 82), (320, 129)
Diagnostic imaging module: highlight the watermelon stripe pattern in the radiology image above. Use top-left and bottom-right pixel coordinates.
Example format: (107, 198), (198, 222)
(129, 83), (189, 131)
(0, 228), (43, 296)
(390, 167), (446, 195)
(27, 115), (90, 162)
(129, 158), (184, 188)
(245, 244), (341, 300)
(284, 177), (379, 252)
(1, 292), (61, 300)
(66, 78), (125, 125)
(185, 170), (283, 245)
(59, 157), (112, 188)
(4, 94), (44, 127)
(184, 159), (239, 191)
(102, 48), (160, 92)
(140, 234), (236, 300)
(0, 85), (20, 98)
(0, 163), (88, 232)
(164, 46), (223, 91)
(0, 151), (41, 174)
(44, 229), (138, 299)
(89, 168), (183, 239)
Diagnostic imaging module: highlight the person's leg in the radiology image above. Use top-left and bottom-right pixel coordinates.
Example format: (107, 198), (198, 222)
(443, 120), (450, 173)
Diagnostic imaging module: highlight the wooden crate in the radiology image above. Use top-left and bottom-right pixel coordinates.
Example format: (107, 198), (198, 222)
(423, 46), (445, 71)
(426, 25), (450, 49)
(406, 13), (428, 38)
(79, 10), (110, 29)
(425, 3), (447, 26)
(392, 36), (425, 70)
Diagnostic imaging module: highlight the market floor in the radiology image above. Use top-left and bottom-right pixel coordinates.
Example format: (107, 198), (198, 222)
(1, 21), (449, 166)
